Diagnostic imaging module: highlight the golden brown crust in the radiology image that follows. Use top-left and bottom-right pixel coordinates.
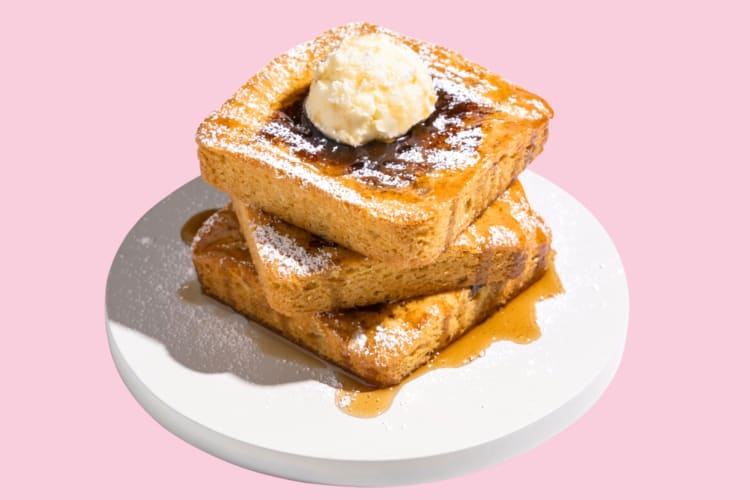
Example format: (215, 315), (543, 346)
(192, 206), (551, 387)
(196, 22), (552, 265)
(232, 180), (550, 314)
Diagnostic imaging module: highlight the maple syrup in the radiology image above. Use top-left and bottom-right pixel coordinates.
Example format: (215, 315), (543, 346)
(180, 208), (218, 245)
(259, 89), (493, 189)
(335, 260), (563, 418)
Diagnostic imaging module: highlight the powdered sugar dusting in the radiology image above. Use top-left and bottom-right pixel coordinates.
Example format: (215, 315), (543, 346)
(510, 192), (544, 237)
(431, 113), (463, 131)
(254, 223), (336, 277)
(454, 223), (520, 250)
(396, 148), (424, 163)
(487, 225), (518, 247)
(350, 331), (368, 350)
(374, 324), (411, 353)
(426, 147), (478, 170)
(496, 101), (544, 121)
(347, 321), (422, 368)
(432, 76), (494, 110)
(262, 121), (325, 156)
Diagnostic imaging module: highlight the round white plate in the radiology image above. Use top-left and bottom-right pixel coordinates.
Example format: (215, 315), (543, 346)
(105, 170), (628, 486)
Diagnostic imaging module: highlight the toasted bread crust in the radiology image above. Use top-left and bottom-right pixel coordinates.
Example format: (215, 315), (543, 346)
(192, 206), (551, 387)
(196, 22), (552, 264)
(233, 180), (550, 314)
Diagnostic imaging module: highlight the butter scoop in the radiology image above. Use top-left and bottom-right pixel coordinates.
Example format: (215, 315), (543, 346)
(304, 33), (437, 147)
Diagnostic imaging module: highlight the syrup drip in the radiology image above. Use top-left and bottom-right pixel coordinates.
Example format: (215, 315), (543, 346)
(180, 208), (218, 245)
(335, 260), (563, 418)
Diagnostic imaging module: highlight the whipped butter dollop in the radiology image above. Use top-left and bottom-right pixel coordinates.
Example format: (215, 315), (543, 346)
(304, 33), (437, 147)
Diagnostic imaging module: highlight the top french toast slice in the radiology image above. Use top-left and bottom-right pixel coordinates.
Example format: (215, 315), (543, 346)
(197, 22), (553, 265)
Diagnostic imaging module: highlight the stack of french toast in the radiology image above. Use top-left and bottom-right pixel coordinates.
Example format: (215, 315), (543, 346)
(191, 23), (553, 387)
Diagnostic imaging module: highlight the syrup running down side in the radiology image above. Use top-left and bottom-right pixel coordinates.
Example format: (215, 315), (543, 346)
(181, 208), (219, 245)
(258, 89), (494, 190)
(335, 260), (563, 418)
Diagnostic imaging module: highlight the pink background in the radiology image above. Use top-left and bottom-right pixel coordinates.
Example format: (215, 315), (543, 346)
(3, 1), (748, 498)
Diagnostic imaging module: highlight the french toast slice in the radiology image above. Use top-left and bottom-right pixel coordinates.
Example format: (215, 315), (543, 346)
(232, 180), (550, 314)
(196, 22), (553, 265)
(191, 206), (552, 387)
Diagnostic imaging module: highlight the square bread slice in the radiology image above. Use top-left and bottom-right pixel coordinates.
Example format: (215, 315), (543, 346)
(196, 22), (553, 265)
(232, 179), (550, 314)
(191, 206), (551, 387)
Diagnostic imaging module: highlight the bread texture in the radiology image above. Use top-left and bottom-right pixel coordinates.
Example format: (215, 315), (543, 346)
(232, 180), (550, 314)
(196, 22), (553, 265)
(191, 206), (552, 387)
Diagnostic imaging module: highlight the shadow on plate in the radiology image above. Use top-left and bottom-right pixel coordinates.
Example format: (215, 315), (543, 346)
(106, 206), (343, 389)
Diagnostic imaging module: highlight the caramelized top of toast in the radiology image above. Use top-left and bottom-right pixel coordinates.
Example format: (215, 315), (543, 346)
(196, 23), (553, 217)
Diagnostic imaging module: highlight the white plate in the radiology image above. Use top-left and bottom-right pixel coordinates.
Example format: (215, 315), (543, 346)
(105, 170), (628, 486)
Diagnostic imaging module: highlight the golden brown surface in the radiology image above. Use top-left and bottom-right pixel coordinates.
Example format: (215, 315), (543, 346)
(196, 22), (553, 265)
(191, 207), (551, 387)
(232, 180), (550, 314)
